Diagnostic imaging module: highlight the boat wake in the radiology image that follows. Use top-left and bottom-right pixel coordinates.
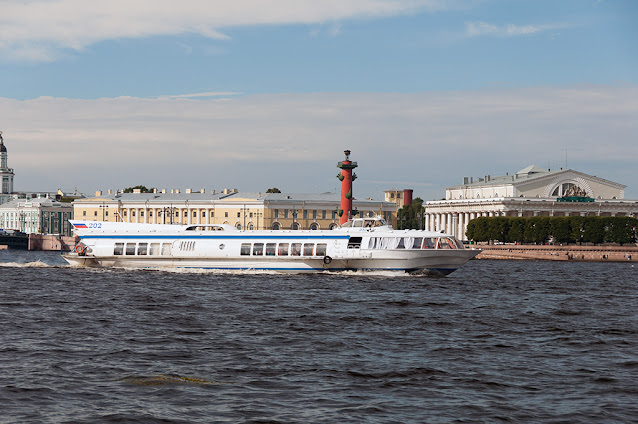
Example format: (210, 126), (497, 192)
(0, 260), (55, 268)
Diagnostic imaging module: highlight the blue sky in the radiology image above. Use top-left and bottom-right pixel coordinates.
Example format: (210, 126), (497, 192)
(1, 0), (637, 200)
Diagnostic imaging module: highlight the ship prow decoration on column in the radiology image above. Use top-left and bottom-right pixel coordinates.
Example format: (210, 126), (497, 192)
(337, 150), (358, 225)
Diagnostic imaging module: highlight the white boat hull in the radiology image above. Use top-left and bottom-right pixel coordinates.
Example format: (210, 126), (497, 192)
(63, 219), (480, 275)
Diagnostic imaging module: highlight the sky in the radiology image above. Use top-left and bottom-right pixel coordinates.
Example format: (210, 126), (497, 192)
(1, 0), (637, 200)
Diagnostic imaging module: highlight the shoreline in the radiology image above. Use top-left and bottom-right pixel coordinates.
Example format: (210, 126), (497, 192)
(474, 244), (638, 262)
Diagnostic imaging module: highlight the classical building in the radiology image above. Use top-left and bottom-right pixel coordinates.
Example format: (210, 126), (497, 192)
(425, 165), (637, 240)
(0, 131), (15, 205)
(0, 196), (74, 236)
(72, 189), (397, 230)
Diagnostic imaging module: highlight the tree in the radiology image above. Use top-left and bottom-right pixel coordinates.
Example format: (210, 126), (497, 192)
(266, 188), (281, 193)
(397, 198), (424, 229)
(123, 185), (154, 193)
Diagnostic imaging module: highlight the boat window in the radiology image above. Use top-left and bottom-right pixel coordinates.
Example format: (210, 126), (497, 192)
(316, 243), (327, 256)
(368, 238), (377, 249)
(278, 243), (289, 256)
(364, 220), (374, 228)
(347, 237), (362, 249)
(241, 243), (251, 256)
(149, 243), (160, 255)
(161, 243), (172, 255)
(291, 243), (302, 256)
(436, 238), (454, 249)
(138, 243), (148, 255)
(265, 243), (276, 256)
(114, 242), (124, 255)
(422, 238), (436, 249)
(303, 243), (314, 256)
(453, 238), (465, 249)
(353, 220), (364, 228)
(126, 243), (136, 255)
(340, 221), (352, 228)
(396, 238), (405, 249)
(253, 243), (264, 256)
(412, 238), (423, 249)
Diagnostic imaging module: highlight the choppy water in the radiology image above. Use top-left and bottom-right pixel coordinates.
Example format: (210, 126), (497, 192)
(1, 250), (637, 423)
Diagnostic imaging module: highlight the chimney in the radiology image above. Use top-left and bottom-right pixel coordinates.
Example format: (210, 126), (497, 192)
(200, 189), (205, 193)
(211, 189), (216, 195)
(95, 190), (102, 196)
(186, 188), (192, 194)
(153, 188), (157, 193)
(161, 189), (167, 194)
(223, 188), (230, 194)
(108, 189), (112, 195)
(232, 188), (238, 193)
(133, 189), (141, 194)
(403, 189), (413, 207)
(463, 177), (469, 185)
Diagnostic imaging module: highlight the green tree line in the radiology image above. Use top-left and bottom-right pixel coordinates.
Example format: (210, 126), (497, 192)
(466, 216), (638, 245)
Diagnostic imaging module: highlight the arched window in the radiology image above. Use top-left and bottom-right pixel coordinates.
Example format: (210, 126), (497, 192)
(291, 222), (300, 230)
(235, 223), (242, 230)
(272, 222), (280, 230)
(329, 223), (338, 230)
(310, 222), (319, 230)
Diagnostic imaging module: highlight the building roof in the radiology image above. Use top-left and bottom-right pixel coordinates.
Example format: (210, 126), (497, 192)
(448, 165), (626, 190)
(0, 197), (69, 209)
(76, 190), (392, 206)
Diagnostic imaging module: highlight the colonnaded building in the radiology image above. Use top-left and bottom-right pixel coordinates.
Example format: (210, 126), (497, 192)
(425, 165), (638, 241)
(72, 189), (397, 230)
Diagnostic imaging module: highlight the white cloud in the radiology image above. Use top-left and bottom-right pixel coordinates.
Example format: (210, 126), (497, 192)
(157, 92), (242, 99)
(465, 21), (567, 38)
(0, 0), (450, 62)
(1, 86), (637, 200)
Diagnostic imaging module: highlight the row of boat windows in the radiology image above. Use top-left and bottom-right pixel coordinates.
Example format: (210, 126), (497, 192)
(114, 242), (172, 256)
(367, 237), (464, 250)
(241, 243), (328, 257)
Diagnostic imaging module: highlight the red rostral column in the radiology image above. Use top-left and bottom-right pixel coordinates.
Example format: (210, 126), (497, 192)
(337, 150), (358, 225)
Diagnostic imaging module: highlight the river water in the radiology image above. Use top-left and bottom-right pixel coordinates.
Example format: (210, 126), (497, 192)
(1, 250), (637, 423)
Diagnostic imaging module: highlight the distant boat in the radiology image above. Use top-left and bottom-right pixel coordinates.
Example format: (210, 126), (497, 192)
(63, 216), (479, 275)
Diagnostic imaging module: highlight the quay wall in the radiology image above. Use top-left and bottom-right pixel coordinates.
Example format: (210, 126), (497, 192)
(28, 234), (78, 251)
(476, 245), (638, 262)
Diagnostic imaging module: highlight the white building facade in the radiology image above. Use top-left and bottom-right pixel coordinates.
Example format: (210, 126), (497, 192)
(0, 197), (74, 236)
(425, 165), (637, 240)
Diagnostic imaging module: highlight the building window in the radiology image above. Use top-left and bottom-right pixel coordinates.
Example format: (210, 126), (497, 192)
(313, 210), (317, 219)
(284, 210), (289, 219)
(94, 211), (97, 216)
(193, 211), (197, 217)
(272, 222), (280, 230)
(225, 212), (228, 218)
(274, 209), (279, 219)
(322, 210), (326, 219)
(83, 211), (86, 216)
(303, 210), (308, 219)
(237, 212), (241, 218)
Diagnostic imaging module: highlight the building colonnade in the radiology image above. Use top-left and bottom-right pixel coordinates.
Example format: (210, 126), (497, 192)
(425, 199), (637, 241)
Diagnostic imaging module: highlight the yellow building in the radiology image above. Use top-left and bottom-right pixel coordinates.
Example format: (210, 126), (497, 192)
(73, 189), (397, 230)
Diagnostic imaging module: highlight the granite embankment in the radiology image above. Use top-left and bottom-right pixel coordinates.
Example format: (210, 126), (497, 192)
(475, 244), (638, 262)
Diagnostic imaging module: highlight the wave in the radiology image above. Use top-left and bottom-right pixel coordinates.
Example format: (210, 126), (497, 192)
(0, 260), (56, 268)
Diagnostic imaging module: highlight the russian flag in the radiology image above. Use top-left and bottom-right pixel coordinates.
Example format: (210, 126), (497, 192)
(74, 223), (88, 228)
